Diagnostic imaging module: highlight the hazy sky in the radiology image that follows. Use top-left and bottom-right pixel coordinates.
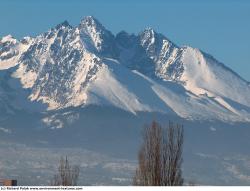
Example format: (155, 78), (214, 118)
(0, 0), (249, 81)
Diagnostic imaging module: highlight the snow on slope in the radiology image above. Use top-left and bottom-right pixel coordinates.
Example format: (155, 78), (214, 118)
(0, 16), (250, 122)
(86, 58), (173, 114)
(0, 35), (33, 70)
(180, 47), (250, 108)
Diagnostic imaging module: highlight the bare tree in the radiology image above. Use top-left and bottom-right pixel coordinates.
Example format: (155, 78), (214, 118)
(133, 121), (184, 186)
(51, 156), (80, 186)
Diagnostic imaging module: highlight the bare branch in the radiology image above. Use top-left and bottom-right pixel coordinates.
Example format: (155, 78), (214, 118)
(134, 121), (184, 186)
(51, 156), (80, 186)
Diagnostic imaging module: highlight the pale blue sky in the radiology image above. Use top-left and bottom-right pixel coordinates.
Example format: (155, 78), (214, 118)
(0, 0), (249, 81)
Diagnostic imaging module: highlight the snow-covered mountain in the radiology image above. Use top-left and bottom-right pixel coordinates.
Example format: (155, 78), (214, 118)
(1, 16), (250, 123)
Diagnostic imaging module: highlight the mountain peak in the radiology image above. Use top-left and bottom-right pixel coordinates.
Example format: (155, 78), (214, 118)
(55, 20), (71, 30)
(139, 27), (175, 46)
(115, 31), (137, 49)
(82, 16), (98, 23)
(78, 16), (116, 55)
(80, 16), (103, 29)
(142, 27), (155, 34)
(0, 34), (17, 44)
(1, 16), (250, 123)
(140, 27), (156, 39)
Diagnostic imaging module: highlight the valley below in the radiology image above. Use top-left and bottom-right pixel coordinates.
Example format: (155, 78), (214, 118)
(0, 107), (250, 185)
